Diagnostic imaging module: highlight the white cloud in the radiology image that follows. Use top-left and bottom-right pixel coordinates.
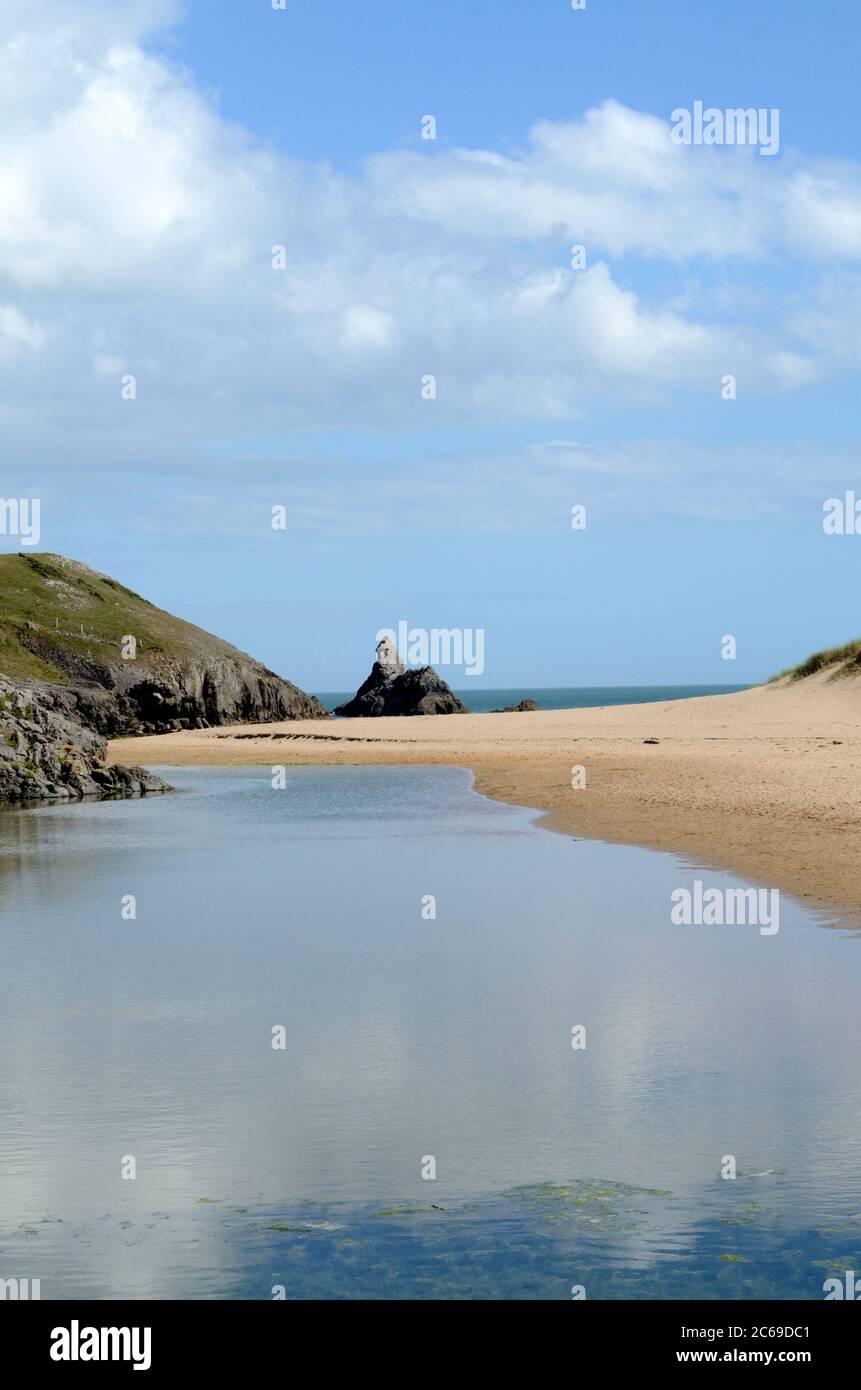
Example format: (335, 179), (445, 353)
(0, 0), (182, 48)
(0, 3), (856, 468)
(29, 438), (855, 549)
(0, 304), (43, 352)
(370, 100), (861, 265)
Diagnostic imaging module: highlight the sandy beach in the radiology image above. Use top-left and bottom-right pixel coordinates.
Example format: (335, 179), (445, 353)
(108, 671), (861, 928)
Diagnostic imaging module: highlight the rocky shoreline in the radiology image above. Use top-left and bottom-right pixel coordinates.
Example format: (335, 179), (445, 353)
(0, 676), (170, 803)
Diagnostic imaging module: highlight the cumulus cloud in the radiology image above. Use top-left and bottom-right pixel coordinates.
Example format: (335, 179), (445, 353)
(371, 101), (861, 265)
(0, 0), (857, 529)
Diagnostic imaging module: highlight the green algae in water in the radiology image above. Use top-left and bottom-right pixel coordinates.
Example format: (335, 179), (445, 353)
(16, 1179), (861, 1299)
(373, 1206), (444, 1217)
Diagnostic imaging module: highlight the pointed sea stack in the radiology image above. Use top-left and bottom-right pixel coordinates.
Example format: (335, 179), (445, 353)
(334, 637), (469, 716)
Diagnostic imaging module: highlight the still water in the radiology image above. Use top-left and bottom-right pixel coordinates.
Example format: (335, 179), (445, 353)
(0, 766), (858, 1298)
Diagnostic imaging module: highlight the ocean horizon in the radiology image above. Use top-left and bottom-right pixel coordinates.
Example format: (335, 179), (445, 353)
(317, 684), (751, 715)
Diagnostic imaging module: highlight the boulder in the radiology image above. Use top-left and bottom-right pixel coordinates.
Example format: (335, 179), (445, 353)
(490, 698), (539, 713)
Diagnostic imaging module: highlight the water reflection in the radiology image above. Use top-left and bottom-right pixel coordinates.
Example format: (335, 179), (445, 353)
(0, 766), (859, 1297)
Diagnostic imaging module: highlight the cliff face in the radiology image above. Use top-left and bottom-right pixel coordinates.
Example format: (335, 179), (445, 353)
(0, 554), (327, 735)
(0, 675), (169, 802)
(17, 637), (327, 735)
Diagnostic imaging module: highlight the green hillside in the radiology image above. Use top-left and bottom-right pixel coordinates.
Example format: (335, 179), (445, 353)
(0, 552), (254, 682)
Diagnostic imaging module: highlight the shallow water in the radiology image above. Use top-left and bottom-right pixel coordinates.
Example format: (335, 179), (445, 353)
(0, 766), (858, 1298)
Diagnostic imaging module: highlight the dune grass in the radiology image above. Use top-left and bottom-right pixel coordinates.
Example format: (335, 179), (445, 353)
(769, 639), (861, 683)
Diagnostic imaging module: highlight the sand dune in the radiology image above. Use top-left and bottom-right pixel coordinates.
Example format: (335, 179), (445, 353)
(108, 670), (861, 928)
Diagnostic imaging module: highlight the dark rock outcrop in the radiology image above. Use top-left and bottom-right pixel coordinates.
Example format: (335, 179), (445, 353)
(15, 646), (328, 737)
(490, 698), (539, 713)
(0, 676), (170, 802)
(334, 638), (468, 717)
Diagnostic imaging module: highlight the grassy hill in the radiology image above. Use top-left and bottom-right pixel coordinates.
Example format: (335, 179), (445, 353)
(0, 553), (326, 730)
(0, 553), (250, 681)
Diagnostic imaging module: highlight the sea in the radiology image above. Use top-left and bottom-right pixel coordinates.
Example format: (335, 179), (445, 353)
(316, 684), (750, 714)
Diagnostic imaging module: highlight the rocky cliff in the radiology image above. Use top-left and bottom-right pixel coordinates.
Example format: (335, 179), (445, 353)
(0, 554), (327, 735)
(334, 638), (469, 716)
(0, 675), (169, 802)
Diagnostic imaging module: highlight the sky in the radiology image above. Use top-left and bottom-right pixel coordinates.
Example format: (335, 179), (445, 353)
(1, 0), (859, 689)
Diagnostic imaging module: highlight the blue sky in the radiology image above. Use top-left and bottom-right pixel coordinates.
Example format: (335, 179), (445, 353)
(167, 0), (861, 166)
(1, 0), (859, 689)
